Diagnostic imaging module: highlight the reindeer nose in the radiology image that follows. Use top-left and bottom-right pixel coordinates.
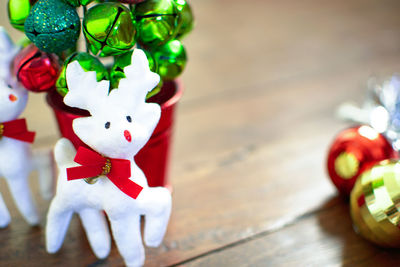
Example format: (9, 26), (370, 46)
(124, 130), (132, 142)
(9, 94), (18, 102)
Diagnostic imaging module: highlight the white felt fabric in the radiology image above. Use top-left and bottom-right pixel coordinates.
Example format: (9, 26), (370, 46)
(0, 27), (54, 227)
(47, 49), (172, 267)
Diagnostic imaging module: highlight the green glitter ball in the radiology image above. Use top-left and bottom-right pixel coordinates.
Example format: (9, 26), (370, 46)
(63, 0), (94, 7)
(152, 39), (186, 80)
(24, 0), (80, 53)
(110, 49), (157, 89)
(83, 3), (136, 57)
(133, 0), (180, 48)
(7, 0), (37, 31)
(56, 52), (109, 97)
(174, 0), (194, 39)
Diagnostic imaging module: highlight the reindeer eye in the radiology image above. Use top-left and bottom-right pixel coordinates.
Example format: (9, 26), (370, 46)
(7, 84), (12, 89)
(105, 122), (110, 129)
(126, 116), (132, 123)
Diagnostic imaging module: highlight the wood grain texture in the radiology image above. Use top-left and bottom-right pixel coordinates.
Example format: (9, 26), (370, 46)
(184, 197), (400, 267)
(1, 0), (400, 266)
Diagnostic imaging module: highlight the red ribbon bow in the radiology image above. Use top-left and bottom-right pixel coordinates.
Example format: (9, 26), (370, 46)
(0, 118), (35, 143)
(66, 146), (143, 199)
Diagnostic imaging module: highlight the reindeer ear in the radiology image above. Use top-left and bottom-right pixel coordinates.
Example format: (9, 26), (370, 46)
(0, 27), (19, 80)
(64, 61), (110, 114)
(0, 27), (17, 55)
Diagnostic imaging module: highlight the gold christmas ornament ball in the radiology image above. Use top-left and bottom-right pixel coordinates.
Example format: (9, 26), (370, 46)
(350, 160), (400, 247)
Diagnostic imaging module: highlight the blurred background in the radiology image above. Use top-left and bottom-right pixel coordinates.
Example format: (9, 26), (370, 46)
(2, 0), (400, 266)
(2, 0), (400, 147)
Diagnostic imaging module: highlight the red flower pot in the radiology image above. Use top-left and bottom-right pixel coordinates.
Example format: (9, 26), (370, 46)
(46, 80), (183, 188)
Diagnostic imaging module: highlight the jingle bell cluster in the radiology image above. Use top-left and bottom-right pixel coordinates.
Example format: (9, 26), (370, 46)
(326, 76), (400, 247)
(7, 0), (193, 97)
(3, 1), (192, 264)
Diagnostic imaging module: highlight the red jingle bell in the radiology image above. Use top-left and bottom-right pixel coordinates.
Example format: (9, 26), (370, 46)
(326, 125), (397, 196)
(13, 44), (60, 92)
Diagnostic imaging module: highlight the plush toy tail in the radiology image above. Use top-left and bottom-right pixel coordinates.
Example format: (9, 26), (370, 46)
(142, 187), (172, 247)
(54, 138), (76, 168)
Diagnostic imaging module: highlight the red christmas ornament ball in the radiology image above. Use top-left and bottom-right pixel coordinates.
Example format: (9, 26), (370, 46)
(326, 125), (397, 196)
(13, 44), (60, 92)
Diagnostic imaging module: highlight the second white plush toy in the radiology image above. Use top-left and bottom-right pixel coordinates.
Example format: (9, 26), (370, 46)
(46, 49), (172, 267)
(0, 27), (53, 228)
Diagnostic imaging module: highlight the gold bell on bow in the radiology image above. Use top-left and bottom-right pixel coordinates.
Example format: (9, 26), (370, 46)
(350, 159), (400, 247)
(83, 158), (111, 185)
(0, 123), (4, 139)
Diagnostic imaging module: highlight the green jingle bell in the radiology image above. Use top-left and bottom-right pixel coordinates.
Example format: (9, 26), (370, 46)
(63, 0), (94, 7)
(7, 0), (37, 31)
(110, 49), (161, 98)
(110, 50), (135, 89)
(134, 0), (180, 48)
(24, 0), (80, 53)
(83, 3), (136, 57)
(174, 0), (194, 39)
(119, 0), (146, 4)
(152, 39), (186, 80)
(145, 79), (163, 99)
(56, 52), (109, 97)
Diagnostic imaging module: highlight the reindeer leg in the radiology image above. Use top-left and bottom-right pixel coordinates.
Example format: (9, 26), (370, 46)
(0, 192), (11, 228)
(141, 187), (172, 247)
(46, 197), (73, 253)
(78, 208), (111, 259)
(109, 214), (144, 267)
(5, 173), (39, 225)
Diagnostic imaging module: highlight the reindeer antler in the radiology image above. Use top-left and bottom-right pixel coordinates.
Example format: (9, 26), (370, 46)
(109, 49), (160, 108)
(64, 49), (159, 114)
(64, 61), (110, 115)
(0, 27), (19, 80)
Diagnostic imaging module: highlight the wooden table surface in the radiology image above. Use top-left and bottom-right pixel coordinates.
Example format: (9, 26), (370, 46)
(2, 0), (400, 266)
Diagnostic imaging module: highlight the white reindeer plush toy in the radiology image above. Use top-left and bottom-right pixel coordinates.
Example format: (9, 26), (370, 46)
(0, 27), (53, 227)
(46, 49), (172, 267)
